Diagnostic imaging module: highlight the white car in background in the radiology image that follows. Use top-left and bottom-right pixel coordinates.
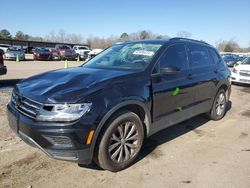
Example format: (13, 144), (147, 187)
(73, 45), (90, 60)
(231, 57), (250, 84)
(0, 44), (11, 53)
(86, 49), (103, 61)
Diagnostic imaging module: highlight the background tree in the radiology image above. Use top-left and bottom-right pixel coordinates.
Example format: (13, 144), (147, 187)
(0, 29), (12, 39)
(176, 30), (191, 38)
(14, 31), (27, 40)
(45, 30), (56, 42)
(139, 30), (150, 40)
(119, 32), (129, 41)
(65, 33), (83, 44)
(58, 29), (66, 43)
(224, 44), (234, 52)
(216, 39), (240, 52)
(29, 36), (44, 41)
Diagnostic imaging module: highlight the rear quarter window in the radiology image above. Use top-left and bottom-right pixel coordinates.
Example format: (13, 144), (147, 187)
(208, 47), (221, 64)
(187, 44), (213, 68)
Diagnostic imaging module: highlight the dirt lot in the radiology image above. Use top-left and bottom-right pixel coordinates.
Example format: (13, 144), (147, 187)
(1, 55), (83, 81)
(0, 60), (250, 188)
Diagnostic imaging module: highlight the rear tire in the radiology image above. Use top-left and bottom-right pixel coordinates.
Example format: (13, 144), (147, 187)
(208, 89), (227, 120)
(95, 111), (144, 172)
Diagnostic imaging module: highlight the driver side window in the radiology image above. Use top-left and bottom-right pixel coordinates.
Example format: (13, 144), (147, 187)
(159, 44), (188, 70)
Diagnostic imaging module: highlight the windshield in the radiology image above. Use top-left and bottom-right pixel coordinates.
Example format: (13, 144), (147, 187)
(242, 57), (250, 65)
(7, 47), (22, 51)
(37, 48), (50, 52)
(84, 43), (162, 71)
(223, 56), (235, 61)
(58, 45), (71, 50)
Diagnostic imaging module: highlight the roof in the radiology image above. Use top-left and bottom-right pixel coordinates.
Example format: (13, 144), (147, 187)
(119, 37), (212, 47)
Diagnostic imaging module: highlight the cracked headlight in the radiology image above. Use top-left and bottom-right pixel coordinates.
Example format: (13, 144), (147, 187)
(37, 103), (92, 122)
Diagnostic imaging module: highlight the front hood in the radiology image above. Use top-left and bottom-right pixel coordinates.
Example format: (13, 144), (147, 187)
(15, 67), (136, 103)
(6, 51), (24, 56)
(235, 64), (250, 71)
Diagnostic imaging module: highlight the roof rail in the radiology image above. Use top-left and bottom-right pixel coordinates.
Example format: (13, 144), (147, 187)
(170, 37), (210, 45)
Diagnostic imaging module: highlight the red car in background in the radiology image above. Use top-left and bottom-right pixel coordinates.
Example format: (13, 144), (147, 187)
(52, 45), (77, 60)
(33, 48), (53, 61)
(0, 49), (7, 75)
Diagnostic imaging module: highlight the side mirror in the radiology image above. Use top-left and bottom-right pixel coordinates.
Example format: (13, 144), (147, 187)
(0, 49), (4, 55)
(160, 66), (180, 75)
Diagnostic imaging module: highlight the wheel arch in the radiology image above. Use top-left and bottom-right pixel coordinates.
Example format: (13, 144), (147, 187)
(89, 100), (152, 161)
(217, 83), (230, 101)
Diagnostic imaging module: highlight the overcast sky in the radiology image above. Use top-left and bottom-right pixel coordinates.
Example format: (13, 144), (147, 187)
(1, 0), (250, 47)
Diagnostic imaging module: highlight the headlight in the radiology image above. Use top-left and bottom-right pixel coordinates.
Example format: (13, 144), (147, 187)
(37, 103), (92, 122)
(232, 68), (238, 74)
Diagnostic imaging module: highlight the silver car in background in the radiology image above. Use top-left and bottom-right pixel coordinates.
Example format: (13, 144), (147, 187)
(4, 47), (25, 61)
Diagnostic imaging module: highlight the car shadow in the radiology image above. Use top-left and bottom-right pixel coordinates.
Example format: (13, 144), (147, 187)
(138, 115), (209, 161)
(138, 100), (232, 161)
(79, 101), (232, 171)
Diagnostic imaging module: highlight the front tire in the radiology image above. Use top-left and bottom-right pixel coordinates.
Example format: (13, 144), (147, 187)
(208, 89), (227, 120)
(95, 112), (144, 172)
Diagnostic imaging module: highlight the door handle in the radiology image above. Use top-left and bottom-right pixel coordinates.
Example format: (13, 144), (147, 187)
(214, 69), (219, 73)
(187, 74), (193, 79)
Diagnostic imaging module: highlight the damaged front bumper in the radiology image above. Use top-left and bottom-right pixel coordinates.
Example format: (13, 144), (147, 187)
(7, 102), (93, 165)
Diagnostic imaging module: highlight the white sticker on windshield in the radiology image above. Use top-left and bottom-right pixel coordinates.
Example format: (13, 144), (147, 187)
(133, 50), (155, 56)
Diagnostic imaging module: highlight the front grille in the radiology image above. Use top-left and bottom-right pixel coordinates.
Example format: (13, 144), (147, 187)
(239, 79), (250, 83)
(40, 54), (50, 58)
(83, 51), (89, 57)
(239, 71), (250, 77)
(11, 92), (43, 119)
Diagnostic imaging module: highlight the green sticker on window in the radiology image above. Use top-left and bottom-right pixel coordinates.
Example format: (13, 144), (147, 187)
(172, 87), (180, 96)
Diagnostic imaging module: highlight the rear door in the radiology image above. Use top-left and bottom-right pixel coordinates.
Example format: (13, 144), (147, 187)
(151, 43), (196, 122)
(186, 44), (218, 109)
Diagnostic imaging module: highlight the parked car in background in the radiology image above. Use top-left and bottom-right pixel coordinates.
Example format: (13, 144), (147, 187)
(0, 49), (7, 75)
(33, 47), (53, 61)
(52, 45), (77, 60)
(0, 44), (11, 53)
(4, 47), (25, 61)
(222, 54), (239, 67)
(238, 55), (247, 62)
(231, 57), (250, 84)
(7, 38), (231, 172)
(73, 45), (90, 60)
(86, 48), (103, 61)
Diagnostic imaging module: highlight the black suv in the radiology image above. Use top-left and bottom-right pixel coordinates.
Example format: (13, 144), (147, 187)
(7, 38), (231, 172)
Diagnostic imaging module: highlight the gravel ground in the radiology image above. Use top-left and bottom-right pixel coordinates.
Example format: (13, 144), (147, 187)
(0, 60), (250, 188)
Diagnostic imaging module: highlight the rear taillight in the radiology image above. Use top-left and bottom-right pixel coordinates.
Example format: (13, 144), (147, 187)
(0, 54), (3, 65)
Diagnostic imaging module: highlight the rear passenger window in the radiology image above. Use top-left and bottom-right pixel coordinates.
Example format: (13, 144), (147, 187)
(188, 45), (212, 68)
(159, 44), (188, 70)
(208, 48), (221, 64)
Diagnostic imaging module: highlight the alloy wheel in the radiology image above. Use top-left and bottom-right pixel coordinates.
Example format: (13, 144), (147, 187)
(215, 93), (226, 116)
(108, 121), (139, 163)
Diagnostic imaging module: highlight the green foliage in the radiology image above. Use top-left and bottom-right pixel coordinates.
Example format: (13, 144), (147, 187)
(120, 33), (129, 41)
(139, 30), (150, 40)
(15, 31), (29, 40)
(0, 29), (12, 39)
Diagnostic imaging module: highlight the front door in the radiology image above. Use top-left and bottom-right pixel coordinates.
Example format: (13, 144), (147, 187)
(151, 43), (196, 128)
